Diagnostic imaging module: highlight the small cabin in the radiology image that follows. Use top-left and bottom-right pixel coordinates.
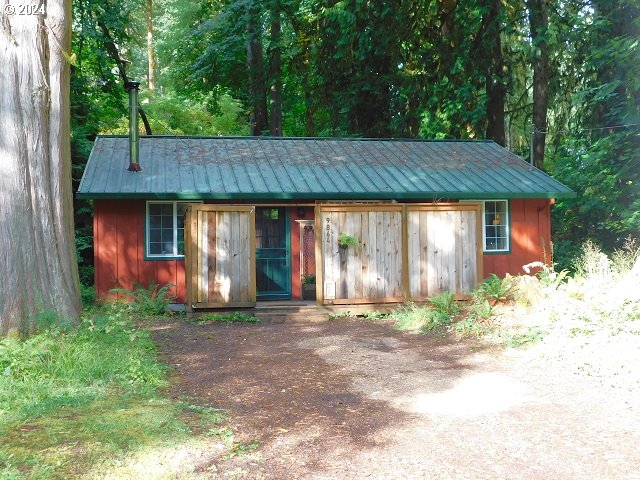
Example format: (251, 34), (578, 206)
(77, 136), (574, 308)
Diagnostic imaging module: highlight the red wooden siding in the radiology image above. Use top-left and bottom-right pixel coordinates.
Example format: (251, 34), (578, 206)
(289, 207), (315, 300)
(94, 199), (553, 303)
(94, 200), (186, 302)
(482, 199), (552, 278)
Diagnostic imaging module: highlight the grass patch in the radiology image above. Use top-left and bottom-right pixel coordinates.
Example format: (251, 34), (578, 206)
(359, 310), (390, 320)
(499, 327), (547, 347)
(328, 311), (352, 320)
(192, 312), (260, 324)
(0, 304), (227, 479)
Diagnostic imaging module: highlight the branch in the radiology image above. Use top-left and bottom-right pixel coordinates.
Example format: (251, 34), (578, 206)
(97, 20), (153, 135)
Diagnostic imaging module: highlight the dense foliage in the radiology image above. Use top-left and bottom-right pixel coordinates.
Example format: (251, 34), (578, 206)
(71, 0), (639, 271)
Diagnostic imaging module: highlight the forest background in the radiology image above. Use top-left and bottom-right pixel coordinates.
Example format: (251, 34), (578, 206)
(71, 0), (639, 284)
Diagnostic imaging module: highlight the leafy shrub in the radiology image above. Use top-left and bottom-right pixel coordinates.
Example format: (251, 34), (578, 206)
(476, 274), (514, 304)
(392, 294), (459, 333)
(109, 281), (175, 316)
(78, 265), (94, 285)
(80, 284), (95, 308)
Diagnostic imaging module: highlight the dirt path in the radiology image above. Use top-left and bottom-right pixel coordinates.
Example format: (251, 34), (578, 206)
(151, 319), (640, 479)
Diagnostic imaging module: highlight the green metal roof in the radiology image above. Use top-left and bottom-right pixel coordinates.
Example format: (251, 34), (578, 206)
(77, 136), (575, 200)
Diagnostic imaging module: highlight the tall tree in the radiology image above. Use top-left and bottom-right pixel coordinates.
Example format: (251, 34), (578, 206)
(483, 0), (507, 146)
(269, 0), (282, 136)
(146, 0), (156, 91)
(528, 0), (549, 167)
(0, 0), (81, 333)
(247, 0), (268, 135)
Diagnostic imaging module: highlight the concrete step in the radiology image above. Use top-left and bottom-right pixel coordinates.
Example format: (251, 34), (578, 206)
(256, 313), (330, 324)
(254, 307), (330, 323)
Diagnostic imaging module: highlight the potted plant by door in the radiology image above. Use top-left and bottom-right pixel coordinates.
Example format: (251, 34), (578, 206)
(302, 274), (316, 300)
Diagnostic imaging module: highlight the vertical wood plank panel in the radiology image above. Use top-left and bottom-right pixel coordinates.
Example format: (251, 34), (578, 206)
(419, 211), (429, 297)
(361, 212), (370, 298)
(346, 212), (356, 299)
(189, 207), (198, 305)
(338, 211), (347, 299)
(375, 212), (384, 297)
(445, 211), (457, 293)
(389, 211), (400, 296)
(353, 212), (363, 298)
(234, 211), (242, 302)
(331, 212), (340, 296)
(200, 211), (208, 302)
(239, 211), (249, 303)
(207, 212), (217, 301)
(408, 212), (419, 296)
(427, 211), (438, 296)
(368, 211), (377, 298)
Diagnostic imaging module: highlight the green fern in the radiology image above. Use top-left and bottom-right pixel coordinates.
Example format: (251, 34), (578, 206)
(109, 281), (175, 316)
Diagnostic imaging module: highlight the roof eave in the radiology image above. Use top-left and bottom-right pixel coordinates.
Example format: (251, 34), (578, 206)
(76, 190), (577, 200)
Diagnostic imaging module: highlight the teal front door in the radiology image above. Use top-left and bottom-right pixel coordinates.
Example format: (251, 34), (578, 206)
(255, 207), (291, 299)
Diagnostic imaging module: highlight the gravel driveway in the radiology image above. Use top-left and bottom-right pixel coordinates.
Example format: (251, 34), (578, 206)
(151, 318), (640, 479)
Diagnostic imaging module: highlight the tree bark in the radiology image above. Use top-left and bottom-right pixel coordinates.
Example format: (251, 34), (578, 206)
(483, 0), (507, 146)
(146, 0), (156, 92)
(247, 0), (268, 135)
(528, 0), (549, 168)
(269, 0), (282, 136)
(0, 0), (81, 334)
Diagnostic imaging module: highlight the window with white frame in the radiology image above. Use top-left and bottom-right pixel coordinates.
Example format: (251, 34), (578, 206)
(482, 200), (509, 252)
(146, 201), (190, 258)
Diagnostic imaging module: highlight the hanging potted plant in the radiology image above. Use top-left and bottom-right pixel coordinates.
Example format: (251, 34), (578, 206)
(338, 232), (360, 250)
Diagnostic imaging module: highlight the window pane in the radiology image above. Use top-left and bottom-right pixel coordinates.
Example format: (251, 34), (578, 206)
(177, 227), (185, 254)
(177, 203), (188, 220)
(149, 215), (162, 229)
(176, 205), (187, 228)
(161, 229), (173, 243)
(149, 204), (163, 216)
(161, 215), (173, 228)
(150, 228), (161, 242)
(160, 204), (173, 215)
(149, 242), (163, 255)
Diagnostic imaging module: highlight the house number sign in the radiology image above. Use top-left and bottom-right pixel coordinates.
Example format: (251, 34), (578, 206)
(325, 215), (332, 246)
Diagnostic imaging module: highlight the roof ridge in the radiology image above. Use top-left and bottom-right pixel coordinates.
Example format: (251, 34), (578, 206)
(95, 134), (495, 143)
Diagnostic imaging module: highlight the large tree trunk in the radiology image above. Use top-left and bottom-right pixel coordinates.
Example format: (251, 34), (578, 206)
(0, 0), (81, 334)
(269, 0), (282, 136)
(146, 0), (156, 92)
(483, 0), (507, 146)
(247, 0), (268, 135)
(528, 0), (549, 168)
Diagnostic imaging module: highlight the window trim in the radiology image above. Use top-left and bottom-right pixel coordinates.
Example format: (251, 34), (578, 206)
(145, 201), (198, 260)
(462, 200), (511, 254)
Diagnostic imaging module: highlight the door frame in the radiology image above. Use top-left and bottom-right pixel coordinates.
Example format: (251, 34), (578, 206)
(255, 206), (292, 300)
